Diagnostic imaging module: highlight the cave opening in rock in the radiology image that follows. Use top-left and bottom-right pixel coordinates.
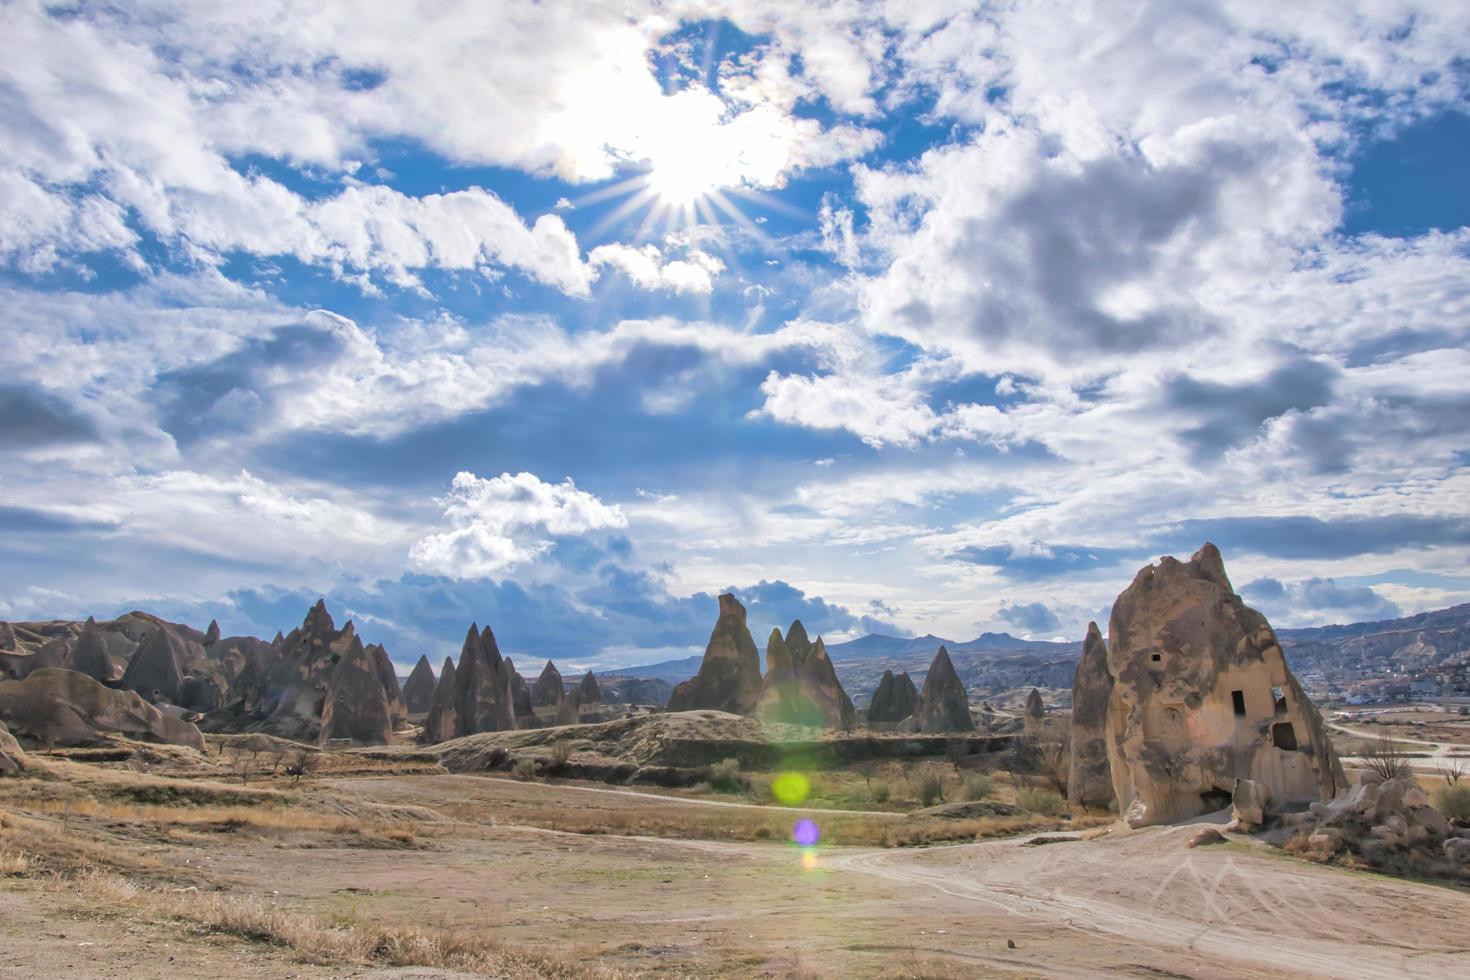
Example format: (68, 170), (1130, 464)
(1272, 721), (1298, 750)
(1200, 786), (1232, 811)
(1231, 690), (1246, 717)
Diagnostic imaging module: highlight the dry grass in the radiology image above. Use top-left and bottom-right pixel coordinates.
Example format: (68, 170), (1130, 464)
(0, 843), (30, 876)
(58, 868), (621, 978)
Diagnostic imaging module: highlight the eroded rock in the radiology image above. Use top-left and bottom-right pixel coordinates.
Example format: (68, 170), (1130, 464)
(402, 655), (437, 714)
(667, 594), (762, 714)
(0, 668), (204, 751)
(532, 661), (564, 707)
(912, 646), (975, 733)
(1067, 622), (1113, 807)
(867, 670), (918, 725)
(424, 656), (458, 743)
(755, 622), (855, 728)
(319, 636), (393, 745)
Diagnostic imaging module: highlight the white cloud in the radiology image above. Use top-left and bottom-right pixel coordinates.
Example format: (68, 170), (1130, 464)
(589, 243), (725, 295)
(409, 471), (627, 578)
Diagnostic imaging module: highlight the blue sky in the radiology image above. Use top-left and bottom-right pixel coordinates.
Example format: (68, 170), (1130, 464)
(1, 2), (1467, 672)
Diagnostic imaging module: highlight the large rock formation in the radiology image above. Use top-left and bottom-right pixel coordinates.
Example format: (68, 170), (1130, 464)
(578, 670), (603, 705)
(867, 670), (918, 725)
(449, 625), (517, 738)
(756, 622), (855, 728)
(506, 658), (535, 722)
(667, 594), (762, 714)
(0, 719), (25, 775)
(319, 636), (393, 745)
(912, 646), (975, 733)
(202, 630), (278, 716)
(1023, 687), (1045, 736)
(0, 668), (204, 751)
(119, 626), (187, 705)
(555, 691), (581, 726)
(252, 600), (358, 741)
(1104, 543), (1345, 828)
(424, 656), (458, 742)
(1067, 622), (1114, 807)
(69, 618), (117, 682)
(402, 655), (437, 714)
(366, 643), (407, 724)
(532, 660), (564, 707)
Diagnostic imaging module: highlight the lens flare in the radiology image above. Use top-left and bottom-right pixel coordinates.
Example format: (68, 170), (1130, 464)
(793, 819), (820, 847)
(771, 772), (810, 806)
(801, 850), (819, 871)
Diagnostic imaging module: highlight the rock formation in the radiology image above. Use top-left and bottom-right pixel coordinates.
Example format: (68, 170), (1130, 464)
(912, 646), (975, 733)
(578, 670), (602, 705)
(0, 719), (25, 775)
(319, 636), (393, 745)
(0, 668), (204, 750)
(1067, 622), (1114, 807)
(1104, 543), (1345, 828)
(120, 626), (187, 705)
(755, 622), (855, 728)
(1023, 688), (1045, 735)
(252, 600), (358, 742)
(424, 656), (458, 742)
(204, 619), (221, 646)
(402, 656), (437, 713)
(366, 643), (407, 724)
(506, 658), (535, 722)
(867, 670), (918, 725)
(449, 625), (517, 738)
(1286, 771), (1459, 871)
(68, 618), (117, 682)
(555, 691), (581, 726)
(667, 593), (762, 714)
(532, 660), (564, 707)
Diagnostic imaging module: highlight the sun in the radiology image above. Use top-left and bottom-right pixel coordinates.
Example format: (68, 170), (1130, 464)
(645, 141), (723, 206)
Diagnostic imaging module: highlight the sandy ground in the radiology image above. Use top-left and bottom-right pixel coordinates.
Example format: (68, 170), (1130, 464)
(4, 772), (1470, 977)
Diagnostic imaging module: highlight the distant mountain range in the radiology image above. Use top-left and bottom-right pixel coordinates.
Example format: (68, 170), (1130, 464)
(611, 603), (1470, 703)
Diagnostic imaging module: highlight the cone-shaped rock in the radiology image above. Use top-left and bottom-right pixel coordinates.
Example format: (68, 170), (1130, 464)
(120, 626), (186, 704)
(756, 622), (855, 728)
(555, 690), (581, 726)
(204, 619), (221, 646)
(0, 668), (204, 750)
(319, 635), (393, 745)
(366, 642), (406, 723)
(507, 658), (534, 720)
(424, 657), (458, 742)
(1105, 543), (1345, 827)
(22, 638), (71, 678)
(451, 625), (517, 736)
(69, 618), (117, 683)
(578, 671), (602, 705)
(402, 656), (437, 713)
(1068, 622), (1113, 807)
(532, 661), (564, 707)
(667, 594), (762, 713)
(254, 600), (357, 741)
(913, 646), (975, 732)
(867, 670), (918, 724)
(1025, 688), (1044, 720)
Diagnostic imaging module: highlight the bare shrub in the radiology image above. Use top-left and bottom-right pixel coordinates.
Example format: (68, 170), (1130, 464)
(705, 758), (745, 793)
(1018, 787), (1065, 816)
(1433, 783), (1470, 823)
(1036, 740), (1071, 796)
(944, 739), (969, 773)
(870, 782), (891, 805)
(1362, 736), (1411, 781)
(546, 741), (574, 775)
(513, 757), (537, 780)
(962, 774), (993, 801)
(284, 749), (316, 784)
(918, 772), (946, 807)
(1435, 758), (1465, 785)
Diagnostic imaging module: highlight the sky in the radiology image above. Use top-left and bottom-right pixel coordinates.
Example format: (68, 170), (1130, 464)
(1, 1), (1467, 672)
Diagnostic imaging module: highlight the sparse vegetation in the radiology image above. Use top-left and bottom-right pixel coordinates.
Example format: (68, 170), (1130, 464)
(1362, 735), (1411, 781)
(705, 757), (744, 793)
(284, 748), (316, 784)
(962, 774), (994, 801)
(918, 772), (946, 807)
(1432, 783), (1470, 822)
(1036, 740), (1071, 797)
(513, 757), (538, 780)
(1435, 758), (1465, 785)
(546, 740), (575, 774)
(870, 782), (891, 804)
(1018, 788), (1065, 816)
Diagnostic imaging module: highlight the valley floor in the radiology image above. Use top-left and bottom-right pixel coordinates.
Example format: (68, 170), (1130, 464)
(4, 770), (1469, 978)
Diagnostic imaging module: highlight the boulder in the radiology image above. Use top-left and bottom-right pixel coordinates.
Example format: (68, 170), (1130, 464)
(667, 594), (763, 714)
(532, 661), (564, 707)
(119, 626), (187, 705)
(912, 646), (975, 733)
(1187, 827), (1227, 848)
(867, 670), (918, 725)
(1067, 622), (1114, 807)
(1104, 544), (1345, 828)
(0, 668), (204, 751)
(69, 618), (118, 683)
(402, 655), (437, 714)
(319, 636), (393, 745)
(755, 622), (856, 728)
(1443, 837), (1470, 866)
(1231, 777), (1270, 829)
(578, 670), (603, 705)
(424, 656), (458, 743)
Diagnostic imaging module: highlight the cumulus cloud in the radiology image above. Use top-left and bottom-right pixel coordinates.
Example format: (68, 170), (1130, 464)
(1241, 576), (1402, 626)
(996, 600), (1062, 635)
(409, 472), (627, 578)
(589, 244), (725, 295)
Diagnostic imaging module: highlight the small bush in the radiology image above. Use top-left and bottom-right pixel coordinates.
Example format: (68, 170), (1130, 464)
(706, 758), (745, 793)
(870, 782), (891, 804)
(512, 758), (537, 780)
(918, 772), (946, 807)
(546, 741), (574, 774)
(962, 774), (993, 801)
(1433, 783), (1470, 822)
(1018, 788), (1065, 815)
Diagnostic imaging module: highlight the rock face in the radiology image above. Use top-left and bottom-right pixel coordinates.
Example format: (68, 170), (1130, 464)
(69, 619), (117, 682)
(424, 657), (458, 742)
(402, 656), (437, 714)
(0, 719), (25, 775)
(756, 622), (855, 728)
(912, 646), (975, 733)
(119, 626), (187, 705)
(366, 643), (407, 724)
(319, 636), (393, 745)
(1067, 622), (1114, 807)
(667, 594), (762, 714)
(555, 691), (581, 726)
(867, 670), (918, 724)
(532, 661), (564, 707)
(253, 601), (358, 742)
(448, 625), (517, 738)
(507, 659), (535, 722)
(0, 668), (205, 751)
(1105, 543), (1345, 828)
(578, 671), (603, 705)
